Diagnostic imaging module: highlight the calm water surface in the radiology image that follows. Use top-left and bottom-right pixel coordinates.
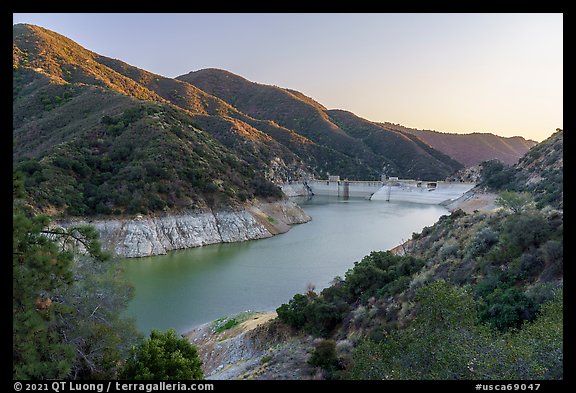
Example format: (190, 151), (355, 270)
(122, 196), (448, 334)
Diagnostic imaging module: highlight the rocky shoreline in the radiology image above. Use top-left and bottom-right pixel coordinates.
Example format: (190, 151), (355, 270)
(56, 198), (311, 258)
(185, 311), (315, 380)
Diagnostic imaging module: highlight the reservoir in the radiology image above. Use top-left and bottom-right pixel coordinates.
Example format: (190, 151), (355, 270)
(122, 196), (448, 335)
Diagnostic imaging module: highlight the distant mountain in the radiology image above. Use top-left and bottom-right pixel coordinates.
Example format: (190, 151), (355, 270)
(327, 110), (462, 180)
(380, 123), (537, 166)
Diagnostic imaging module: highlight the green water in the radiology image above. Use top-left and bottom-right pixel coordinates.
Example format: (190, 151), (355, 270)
(122, 196), (448, 334)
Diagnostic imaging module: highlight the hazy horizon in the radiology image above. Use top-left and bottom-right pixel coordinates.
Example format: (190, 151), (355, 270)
(13, 13), (562, 142)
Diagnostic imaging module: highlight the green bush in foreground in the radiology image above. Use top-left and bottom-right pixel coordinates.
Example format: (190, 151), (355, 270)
(121, 329), (203, 380)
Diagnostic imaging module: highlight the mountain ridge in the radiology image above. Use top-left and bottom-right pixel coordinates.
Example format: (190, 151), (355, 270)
(379, 122), (538, 166)
(13, 23), (541, 218)
(177, 67), (464, 179)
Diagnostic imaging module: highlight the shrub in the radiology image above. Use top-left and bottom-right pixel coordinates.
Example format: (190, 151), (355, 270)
(308, 339), (339, 371)
(349, 282), (563, 380)
(496, 191), (534, 214)
(480, 160), (515, 190)
(276, 293), (309, 330)
(438, 240), (460, 260)
(477, 286), (537, 331)
(470, 227), (499, 256)
(539, 239), (563, 281)
(500, 213), (551, 257)
(121, 329), (203, 380)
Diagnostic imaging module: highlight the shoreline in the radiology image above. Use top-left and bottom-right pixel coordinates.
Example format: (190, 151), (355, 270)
(55, 198), (311, 258)
(443, 188), (500, 214)
(179, 192), (501, 378)
(183, 190), (501, 334)
(184, 311), (281, 379)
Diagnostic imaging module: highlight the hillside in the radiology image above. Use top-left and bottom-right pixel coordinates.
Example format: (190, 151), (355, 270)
(13, 24), (295, 216)
(177, 68), (464, 180)
(327, 110), (462, 180)
(479, 129), (563, 209)
(13, 23), (475, 221)
(381, 123), (537, 166)
(203, 131), (563, 380)
(12, 22), (542, 215)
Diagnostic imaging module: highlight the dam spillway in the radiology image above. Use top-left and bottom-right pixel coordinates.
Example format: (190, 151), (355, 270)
(285, 178), (475, 205)
(370, 180), (475, 204)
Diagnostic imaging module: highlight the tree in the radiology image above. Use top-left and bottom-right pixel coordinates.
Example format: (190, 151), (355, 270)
(496, 191), (534, 214)
(13, 184), (76, 379)
(349, 281), (563, 380)
(349, 281), (513, 380)
(508, 291), (563, 379)
(276, 293), (310, 330)
(121, 329), (203, 380)
(54, 255), (142, 379)
(13, 170), (139, 379)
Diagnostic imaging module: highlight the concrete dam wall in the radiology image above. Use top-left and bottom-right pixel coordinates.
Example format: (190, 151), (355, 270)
(306, 179), (382, 199)
(289, 178), (476, 205)
(369, 180), (475, 204)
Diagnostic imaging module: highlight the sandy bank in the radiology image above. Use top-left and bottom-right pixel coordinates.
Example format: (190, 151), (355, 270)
(443, 188), (500, 214)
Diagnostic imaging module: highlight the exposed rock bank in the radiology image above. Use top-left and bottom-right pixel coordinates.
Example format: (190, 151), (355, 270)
(185, 312), (315, 380)
(443, 188), (500, 214)
(56, 199), (311, 258)
(279, 183), (310, 197)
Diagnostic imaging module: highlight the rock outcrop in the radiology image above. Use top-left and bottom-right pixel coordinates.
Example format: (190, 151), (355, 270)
(57, 199), (311, 258)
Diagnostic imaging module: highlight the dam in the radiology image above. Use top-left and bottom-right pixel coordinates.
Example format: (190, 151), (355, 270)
(283, 176), (475, 205)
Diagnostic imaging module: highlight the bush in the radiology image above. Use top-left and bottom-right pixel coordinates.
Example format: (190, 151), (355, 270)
(501, 213), (551, 256)
(277, 294), (346, 337)
(276, 294), (309, 330)
(121, 329), (203, 380)
(539, 239), (563, 281)
(518, 252), (545, 280)
(470, 227), (499, 256)
(349, 282), (563, 380)
(277, 252), (425, 337)
(345, 251), (425, 302)
(438, 240), (460, 260)
(477, 286), (537, 331)
(480, 160), (515, 190)
(496, 191), (534, 214)
(349, 281), (488, 380)
(308, 339), (339, 371)
(304, 298), (346, 337)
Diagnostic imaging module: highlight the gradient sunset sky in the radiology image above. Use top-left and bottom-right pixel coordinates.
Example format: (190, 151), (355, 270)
(13, 13), (563, 142)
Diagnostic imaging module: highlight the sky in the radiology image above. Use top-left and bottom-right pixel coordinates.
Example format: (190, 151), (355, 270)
(12, 13), (563, 142)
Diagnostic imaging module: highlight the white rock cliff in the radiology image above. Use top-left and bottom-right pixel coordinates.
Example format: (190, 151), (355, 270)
(57, 199), (311, 258)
